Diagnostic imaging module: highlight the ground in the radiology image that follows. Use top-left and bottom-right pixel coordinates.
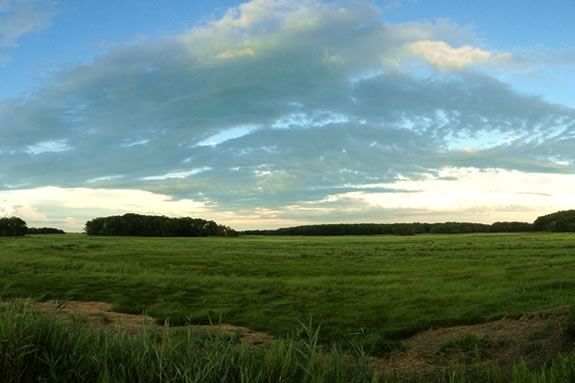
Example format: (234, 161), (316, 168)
(1, 232), (575, 375)
(32, 298), (573, 376)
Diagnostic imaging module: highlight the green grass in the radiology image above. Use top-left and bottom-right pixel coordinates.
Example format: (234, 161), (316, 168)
(0, 299), (378, 383)
(2, 299), (575, 382)
(438, 334), (508, 361)
(1, 232), (575, 347)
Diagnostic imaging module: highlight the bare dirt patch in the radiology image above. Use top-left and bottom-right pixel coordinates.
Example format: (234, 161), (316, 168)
(372, 307), (572, 377)
(35, 300), (273, 346)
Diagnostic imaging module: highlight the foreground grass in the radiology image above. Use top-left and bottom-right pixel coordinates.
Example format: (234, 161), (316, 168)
(1, 299), (575, 382)
(0, 299), (376, 383)
(1, 233), (575, 348)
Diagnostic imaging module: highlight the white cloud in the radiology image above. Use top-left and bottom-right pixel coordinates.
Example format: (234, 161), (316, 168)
(327, 167), (575, 221)
(196, 126), (258, 147)
(25, 139), (71, 155)
(138, 167), (212, 181)
(406, 40), (511, 70)
(85, 175), (124, 184)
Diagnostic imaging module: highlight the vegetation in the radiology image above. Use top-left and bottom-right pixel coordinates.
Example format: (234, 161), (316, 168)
(0, 217), (27, 236)
(27, 227), (65, 235)
(437, 334), (507, 360)
(566, 306), (575, 339)
(2, 233), (575, 345)
(0, 299), (377, 383)
(85, 213), (238, 237)
(489, 221), (534, 233)
(533, 210), (575, 232)
(2, 299), (575, 382)
(243, 221), (535, 236)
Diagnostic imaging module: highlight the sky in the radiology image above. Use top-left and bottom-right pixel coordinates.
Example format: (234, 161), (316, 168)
(0, 0), (574, 232)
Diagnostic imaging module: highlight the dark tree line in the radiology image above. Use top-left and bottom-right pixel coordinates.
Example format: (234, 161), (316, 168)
(0, 217), (28, 236)
(85, 213), (238, 237)
(243, 221), (537, 236)
(3, 210), (575, 238)
(27, 227), (66, 235)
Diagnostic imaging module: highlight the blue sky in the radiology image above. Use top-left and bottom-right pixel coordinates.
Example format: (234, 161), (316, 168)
(3, 0), (575, 105)
(1, 0), (574, 231)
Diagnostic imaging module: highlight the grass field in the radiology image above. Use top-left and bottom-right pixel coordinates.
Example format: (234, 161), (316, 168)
(1, 232), (575, 349)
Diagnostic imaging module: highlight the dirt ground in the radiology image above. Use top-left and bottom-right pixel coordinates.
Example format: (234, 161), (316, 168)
(35, 300), (273, 346)
(371, 307), (572, 376)
(35, 300), (573, 376)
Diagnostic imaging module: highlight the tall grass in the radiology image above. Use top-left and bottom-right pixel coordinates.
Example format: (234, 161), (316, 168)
(2, 300), (575, 382)
(0, 299), (376, 383)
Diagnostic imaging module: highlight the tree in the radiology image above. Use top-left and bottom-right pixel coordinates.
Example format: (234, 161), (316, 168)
(0, 217), (28, 236)
(85, 213), (238, 237)
(533, 210), (575, 232)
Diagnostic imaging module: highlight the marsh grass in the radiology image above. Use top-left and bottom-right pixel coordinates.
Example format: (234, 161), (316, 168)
(0, 299), (377, 383)
(2, 300), (575, 382)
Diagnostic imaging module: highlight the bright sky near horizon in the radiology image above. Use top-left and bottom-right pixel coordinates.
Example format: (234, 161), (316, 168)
(0, 0), (574, 231)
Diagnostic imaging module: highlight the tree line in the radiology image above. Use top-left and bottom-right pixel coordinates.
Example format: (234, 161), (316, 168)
(242, 222), (528, 236)
(0, 217), (66, 236)
(2, 210), (575, 237)
(242, 211), (575, 236)
(27, 227), (66, 235)
(84, 213), (238, 237)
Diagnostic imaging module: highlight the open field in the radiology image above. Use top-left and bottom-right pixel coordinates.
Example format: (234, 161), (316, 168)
(1, 233), (575, 344)
(2, 233), (575, 381)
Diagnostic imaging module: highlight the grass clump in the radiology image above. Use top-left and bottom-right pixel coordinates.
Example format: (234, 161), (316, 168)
(438, 335), (507, 360)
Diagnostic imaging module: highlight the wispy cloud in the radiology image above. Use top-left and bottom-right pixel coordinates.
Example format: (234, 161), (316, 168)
(0, 0), (56, 60)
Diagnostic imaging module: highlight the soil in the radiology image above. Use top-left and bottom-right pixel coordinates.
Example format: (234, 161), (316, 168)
(371, 307), (573, 377)
(35, 300), (273, 346)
